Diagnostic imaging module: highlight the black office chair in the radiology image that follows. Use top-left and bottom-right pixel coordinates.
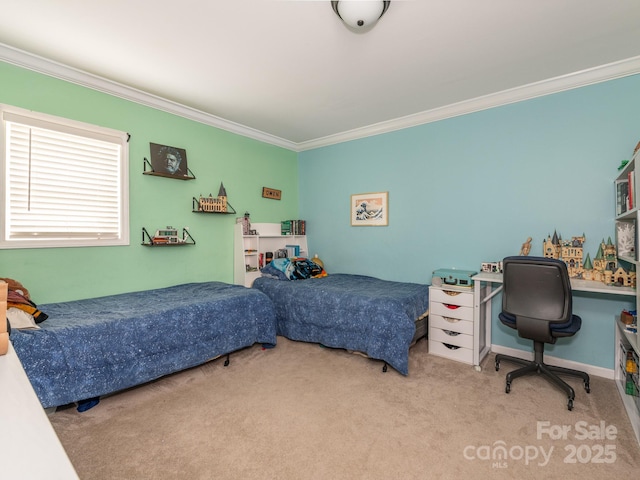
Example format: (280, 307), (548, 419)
(494, 256), (590, 411)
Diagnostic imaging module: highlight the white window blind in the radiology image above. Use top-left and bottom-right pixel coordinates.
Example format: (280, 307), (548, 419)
(1, 106), (129, 248)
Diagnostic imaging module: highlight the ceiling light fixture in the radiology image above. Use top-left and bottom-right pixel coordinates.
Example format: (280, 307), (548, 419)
(331, 1), (390, 31)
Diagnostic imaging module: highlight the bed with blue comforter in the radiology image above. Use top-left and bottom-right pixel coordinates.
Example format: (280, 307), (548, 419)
(11, 282), (277, 409)
(252, 274), (429, 375)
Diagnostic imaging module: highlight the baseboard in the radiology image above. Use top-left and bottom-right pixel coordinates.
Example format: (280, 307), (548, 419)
(490, 344), (614, 380)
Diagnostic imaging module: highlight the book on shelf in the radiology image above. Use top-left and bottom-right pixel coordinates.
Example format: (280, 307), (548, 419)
(628, 169), (635, 211)
(616, 179), (629, 216)
(285, 244), (300, 257)
(281, 219), (306, 236)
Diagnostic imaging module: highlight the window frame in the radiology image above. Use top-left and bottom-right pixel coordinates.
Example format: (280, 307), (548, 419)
(0, 104), (130, 249)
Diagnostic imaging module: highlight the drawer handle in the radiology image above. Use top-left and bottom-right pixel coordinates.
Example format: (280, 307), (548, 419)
(443, 343), (460, 350)
(444, 290), (461, 296)
(443, 329), (460, 337)
(444, 304), (460, 310)
(443, 316), (460, 323)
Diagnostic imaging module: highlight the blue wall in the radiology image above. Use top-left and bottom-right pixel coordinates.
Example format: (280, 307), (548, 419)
(298, 74), (640, 370)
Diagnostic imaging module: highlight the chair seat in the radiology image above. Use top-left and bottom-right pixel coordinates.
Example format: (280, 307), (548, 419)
(499, 311), (582, 337)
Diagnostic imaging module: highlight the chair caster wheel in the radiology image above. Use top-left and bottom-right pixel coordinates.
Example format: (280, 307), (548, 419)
(584, 382), (590, 394)
(382, 364), (388, 373)
(505, 382), (511, 394)
(495, 361), (500, 372)
(568, 399), (574, 411)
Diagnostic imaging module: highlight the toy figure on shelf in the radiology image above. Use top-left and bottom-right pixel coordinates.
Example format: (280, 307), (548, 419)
(152, 226), (186, 245)
(481, 261), (503, 273)
(519, 237), (532, 256)
(237, 212), (251, 235)
(543, 231), (586, 278)
(543, 230), (636, 288)
(198, 183), (228, 213)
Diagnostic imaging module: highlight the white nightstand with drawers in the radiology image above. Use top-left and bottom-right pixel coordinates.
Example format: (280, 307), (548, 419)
(428, 284), (490, 370)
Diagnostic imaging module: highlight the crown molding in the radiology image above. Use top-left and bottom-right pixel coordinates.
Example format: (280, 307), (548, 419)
(297, 55), (640, 151)
(2, 43), (639, 154)
(0, 43), (297, 151)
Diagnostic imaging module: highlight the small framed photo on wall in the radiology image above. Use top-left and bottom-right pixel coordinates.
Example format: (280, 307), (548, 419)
(350, 191), (388, 226)
(149, 143), (189, 179)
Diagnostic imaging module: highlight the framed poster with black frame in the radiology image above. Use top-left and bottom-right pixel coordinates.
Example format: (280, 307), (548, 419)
(148, 143), (192, 179)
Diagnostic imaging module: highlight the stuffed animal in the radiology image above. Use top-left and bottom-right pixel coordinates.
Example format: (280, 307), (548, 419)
(1, 277), (47, 323)
(0, 277), (30, 300)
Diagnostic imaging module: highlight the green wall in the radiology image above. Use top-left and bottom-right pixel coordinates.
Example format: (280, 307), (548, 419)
(0, 62), (298, 303)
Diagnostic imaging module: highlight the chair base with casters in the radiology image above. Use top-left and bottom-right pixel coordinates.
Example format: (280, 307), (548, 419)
(495, 339), (590, 411)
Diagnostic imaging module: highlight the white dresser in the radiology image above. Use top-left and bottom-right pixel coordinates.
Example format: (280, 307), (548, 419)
(429, 284), (486, 368)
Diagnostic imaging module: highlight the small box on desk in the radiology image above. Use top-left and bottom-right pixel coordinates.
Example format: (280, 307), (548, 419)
(432, 268), (477, 288)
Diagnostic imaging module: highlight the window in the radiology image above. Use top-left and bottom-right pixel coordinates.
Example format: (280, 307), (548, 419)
(1, 105), (129, 248)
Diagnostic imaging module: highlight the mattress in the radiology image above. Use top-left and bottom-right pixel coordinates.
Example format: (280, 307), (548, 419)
(11, 282), (277, 408)
(253, 274), (429, 375)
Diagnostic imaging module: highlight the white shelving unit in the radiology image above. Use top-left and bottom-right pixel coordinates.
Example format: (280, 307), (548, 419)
(233, 222), (308, 287)
(613, 148), (640, 446)
(614, 318), (640, 445)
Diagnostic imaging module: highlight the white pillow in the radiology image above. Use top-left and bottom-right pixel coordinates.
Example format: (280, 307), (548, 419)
(6, 307), (40, 329)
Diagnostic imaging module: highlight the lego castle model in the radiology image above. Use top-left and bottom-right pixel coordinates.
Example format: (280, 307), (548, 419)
(197, 183), (228, 213)
(543, 231), (636, 288)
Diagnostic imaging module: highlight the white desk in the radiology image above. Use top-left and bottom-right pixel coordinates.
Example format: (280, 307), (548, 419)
(471, 272), (636, 369)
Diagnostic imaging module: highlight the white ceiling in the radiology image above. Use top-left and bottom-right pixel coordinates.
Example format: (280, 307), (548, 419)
(1, 0), (640, 151)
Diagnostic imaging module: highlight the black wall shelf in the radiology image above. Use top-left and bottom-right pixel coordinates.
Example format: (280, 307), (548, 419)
(191, 196), (237, 215)
(143, 157), (196, 180)
(141, 227), (196, 246)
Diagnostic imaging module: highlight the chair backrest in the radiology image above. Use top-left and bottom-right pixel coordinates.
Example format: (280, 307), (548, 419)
(502, 256), (572, 340)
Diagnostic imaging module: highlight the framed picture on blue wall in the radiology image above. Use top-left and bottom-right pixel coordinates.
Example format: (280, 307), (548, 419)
(351, 191), (388, 226)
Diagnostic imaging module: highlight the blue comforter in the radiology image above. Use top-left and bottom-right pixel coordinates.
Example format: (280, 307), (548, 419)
(11, 282), (277, 408)
(252, 274), (429, 375)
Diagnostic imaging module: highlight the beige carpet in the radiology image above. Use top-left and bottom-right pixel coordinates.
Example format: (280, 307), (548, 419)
(50, 337), (640, 479)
